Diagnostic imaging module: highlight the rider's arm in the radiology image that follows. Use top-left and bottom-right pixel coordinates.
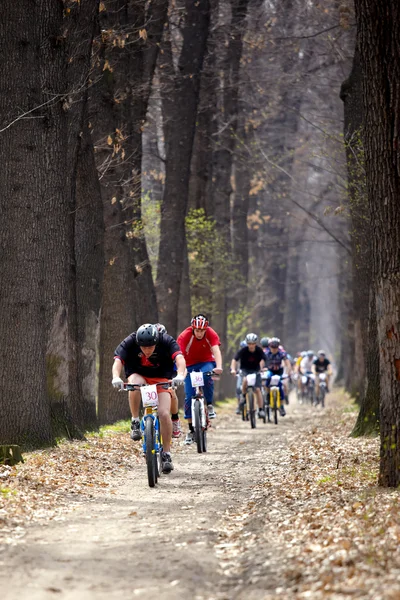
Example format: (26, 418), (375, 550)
(175, 353), (187, 378)
(284, 358), (292, 373)
(230, 358), (238, 373)
(211, 344), (223, 371)
(311, 363), (317, 376)
(260, 359), (265, 370)
(112, 357), (123, 379)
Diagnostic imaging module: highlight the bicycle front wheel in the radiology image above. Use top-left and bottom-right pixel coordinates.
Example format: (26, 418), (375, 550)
(261, 388), (267, 424)
(145, 417), (157, 488)
(193, 399), (204, 453)
(248, 388), (256, 429)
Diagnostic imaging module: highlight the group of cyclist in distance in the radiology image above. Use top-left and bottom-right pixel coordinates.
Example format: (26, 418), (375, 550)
(111, 314), (332, 475)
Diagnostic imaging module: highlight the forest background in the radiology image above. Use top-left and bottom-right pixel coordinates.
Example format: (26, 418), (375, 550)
(1, 0), (399, 486)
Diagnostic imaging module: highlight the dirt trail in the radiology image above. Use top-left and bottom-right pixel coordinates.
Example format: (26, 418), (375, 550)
(1, 397), (330, 600)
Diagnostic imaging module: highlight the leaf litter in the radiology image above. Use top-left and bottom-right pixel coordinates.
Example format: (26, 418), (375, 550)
(1, 393), (399, 600)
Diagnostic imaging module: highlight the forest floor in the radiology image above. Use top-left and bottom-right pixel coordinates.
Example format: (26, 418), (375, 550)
(1, 391), (399, 600)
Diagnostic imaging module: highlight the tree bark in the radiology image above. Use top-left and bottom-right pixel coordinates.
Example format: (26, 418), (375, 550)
(0, 1), (94, 445)
(0, 2), (54, 446)
(95, 0), (164, 423)
(156, 0), (210, 337)
(354, 0), (400, 485)
(340, 42), (380, 433)
(65, 0), (101, 432)
(210, 0), (249, 397)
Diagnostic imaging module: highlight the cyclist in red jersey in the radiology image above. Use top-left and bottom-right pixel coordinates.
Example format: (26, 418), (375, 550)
(177, 314), (223, 445)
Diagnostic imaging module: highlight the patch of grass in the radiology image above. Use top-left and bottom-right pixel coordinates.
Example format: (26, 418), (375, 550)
(342, 401), (359, 414)
(1, 487), (16, 497)
(86, 420), (130, 438)
(317, 475), (332, 484)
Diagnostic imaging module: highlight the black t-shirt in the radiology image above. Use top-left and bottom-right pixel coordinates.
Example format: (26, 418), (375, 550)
(313, 357), (330, 373)
(114, 332), (182, 378)
(234, 346), (265, 371)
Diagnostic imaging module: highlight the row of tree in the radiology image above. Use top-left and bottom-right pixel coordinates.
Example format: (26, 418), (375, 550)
(1, 0), (399, 486)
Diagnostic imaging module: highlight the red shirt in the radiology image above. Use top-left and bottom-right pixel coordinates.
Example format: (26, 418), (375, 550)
(177, 327), (220, 367)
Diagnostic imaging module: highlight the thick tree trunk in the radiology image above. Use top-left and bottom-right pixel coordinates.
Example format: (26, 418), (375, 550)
(65, 0), (101, 432)
(75, 109), (104, 429)
(95, 0), (163, 423)
(341, 43), (380, 434)
(156, 0), (210, 337)
(0, 1), (90, 445)
(354, 0), (400, 485)
(211, 0), (249, 394)
(340, 45), (369, 400)
(0, 2), (53, 446)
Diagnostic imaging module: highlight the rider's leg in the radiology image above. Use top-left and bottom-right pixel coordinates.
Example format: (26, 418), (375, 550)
(158, 391), (172, 453)
(184, 367), (196, 442)
(279, 380), (285, 402)
(255, 387), (263, 409)
(170, 388), (181, 437)
(326, 374), (330, 392)
(201, 362), (216, 406)
(128, 373), (146, 418)
(170, 388), (179, 415)
(315, 375), (320, 397)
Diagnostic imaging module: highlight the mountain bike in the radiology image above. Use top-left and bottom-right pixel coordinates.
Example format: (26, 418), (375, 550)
(123, 380), (176, 488)
(261, 371), (271, 423)
(190, 370), (220, 453)
(269, 374), (284, 425)
(242, 372), (258, 429)
(315, 372), (327, 408)
(300, 372), (315, 405)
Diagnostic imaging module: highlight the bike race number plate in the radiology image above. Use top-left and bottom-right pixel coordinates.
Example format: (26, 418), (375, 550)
(247, 373), (257, 387)
(190, 371), (204, 387)
(141, 384), (159, 407)
(270, 375), (281, 386)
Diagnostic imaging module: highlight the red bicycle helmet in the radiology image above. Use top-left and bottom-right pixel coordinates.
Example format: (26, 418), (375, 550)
(191, 314), (209, 329)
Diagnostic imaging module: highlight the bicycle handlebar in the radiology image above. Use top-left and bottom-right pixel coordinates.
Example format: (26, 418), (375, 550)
(122, 380), (175, 392)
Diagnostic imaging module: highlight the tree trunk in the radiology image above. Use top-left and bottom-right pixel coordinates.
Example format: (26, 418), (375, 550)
(0, 1), (94, 446)
(75, 109), (104, 429)
(95, 0), (163, 423)
(354, 0), (400, 485)
(156, 0), (210, 337)
(210, 0), (249, 398)
(64, 0), (101, 431)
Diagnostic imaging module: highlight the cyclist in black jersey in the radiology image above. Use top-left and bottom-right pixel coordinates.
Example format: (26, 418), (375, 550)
(230, 333), (266, 418)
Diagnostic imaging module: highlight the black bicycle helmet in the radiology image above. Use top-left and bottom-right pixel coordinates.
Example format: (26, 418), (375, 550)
(260, 337), (269, 348)
(136, 323), (159, 347)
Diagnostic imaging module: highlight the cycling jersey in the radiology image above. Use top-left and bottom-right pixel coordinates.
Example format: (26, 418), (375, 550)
(177, 326), (220, 367)
(313, 358), (331, 373)
(234, 346), (265, 371)
(264, 348), (287, 372)
(114, 332), (182, 378)
(300, 356), (315, 373)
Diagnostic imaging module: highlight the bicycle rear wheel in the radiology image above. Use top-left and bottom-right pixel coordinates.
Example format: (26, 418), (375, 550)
(272, 389), (278, 425)
(145, 417), (157, 488)
(248, 388), (256, 429)
(193, 399), (204, 453)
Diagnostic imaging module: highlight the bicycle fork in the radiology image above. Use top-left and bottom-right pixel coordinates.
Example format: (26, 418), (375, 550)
(191, 395), (207, 428)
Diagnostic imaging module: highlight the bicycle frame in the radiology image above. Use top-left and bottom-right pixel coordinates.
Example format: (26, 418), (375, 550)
(269, 374), (282, 409)
(189, 371), (220, 452)
(123, 381), (171, 453)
